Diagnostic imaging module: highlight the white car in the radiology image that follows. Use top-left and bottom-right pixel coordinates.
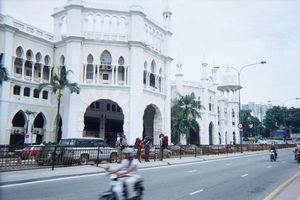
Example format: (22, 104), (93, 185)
(59, 137), (118, 164)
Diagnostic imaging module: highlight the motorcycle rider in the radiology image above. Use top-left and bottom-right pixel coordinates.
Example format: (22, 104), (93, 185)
(270, 144), (277, 159)
(107, 147), (141, 199)
(294, 143), (300, 161)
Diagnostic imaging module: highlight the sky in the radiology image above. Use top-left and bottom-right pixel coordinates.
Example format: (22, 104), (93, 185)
(1, 0), (300, 108)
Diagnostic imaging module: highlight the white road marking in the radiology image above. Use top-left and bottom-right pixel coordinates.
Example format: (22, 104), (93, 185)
(0, 173), (105, 188)
(189, 189), (204, 195)
(226, 163), (231, 166)
(241, 174), (248, 177)
(267, 166), (272, 169)
(187, 170), (197, 173)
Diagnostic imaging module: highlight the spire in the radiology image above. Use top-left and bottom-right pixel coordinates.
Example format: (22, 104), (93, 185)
(163, 1), (172, 29)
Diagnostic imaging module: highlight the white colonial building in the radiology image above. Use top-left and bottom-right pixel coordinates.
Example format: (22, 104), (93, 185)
(0, 0), (240, 147)
(171, 62), (240, 145)
(0, 0), (173, 146)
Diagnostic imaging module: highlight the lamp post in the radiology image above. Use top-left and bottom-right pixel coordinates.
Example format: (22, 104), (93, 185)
(216, 61), (266, 153)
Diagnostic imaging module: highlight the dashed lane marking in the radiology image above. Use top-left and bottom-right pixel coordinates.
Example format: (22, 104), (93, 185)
(189, 189), (204, 195)
(241, 174), (248, 177)
(187, 170), (197, 173)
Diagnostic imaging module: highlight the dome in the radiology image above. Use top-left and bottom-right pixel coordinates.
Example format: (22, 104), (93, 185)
(217, 68), (241, 92)
(220, 68), (237, 86)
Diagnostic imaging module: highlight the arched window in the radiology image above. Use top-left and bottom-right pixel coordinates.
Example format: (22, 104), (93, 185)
(86, 54), (94, 80)
(23, 87), (30, 97)
(151, 60), (156, 74)
(43, 55), (51, 82)
(24, 50), (33, 77)
(13, 85), (21, 95)
(150, 74), (155, 87)
(42, 91), (48, 100)
(33, 89), (40, 98)
(34, 52), (43, 81)
(143, 71), (147, 85)
(232, 109), (235, 118)
(100, 50), (112, 70)
(14, 47), (23, 75)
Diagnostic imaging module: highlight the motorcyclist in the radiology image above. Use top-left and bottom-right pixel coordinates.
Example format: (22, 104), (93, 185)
(107, 147), (140, 199)
(294, 143), (300, 161)
(270, 144), (277, 159)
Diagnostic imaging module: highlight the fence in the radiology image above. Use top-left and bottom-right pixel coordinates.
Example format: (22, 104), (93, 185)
(0, 143), (296, 172)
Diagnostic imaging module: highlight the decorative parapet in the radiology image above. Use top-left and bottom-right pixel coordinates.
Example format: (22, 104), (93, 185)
(0, 14), (55, 42)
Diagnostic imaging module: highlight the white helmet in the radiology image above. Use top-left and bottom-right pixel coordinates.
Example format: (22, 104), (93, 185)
(122, 147), (136, 158)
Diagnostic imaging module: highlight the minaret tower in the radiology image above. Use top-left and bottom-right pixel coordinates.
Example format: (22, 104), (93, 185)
(175, 59), (184, 96)
(163, 2), (172, 29)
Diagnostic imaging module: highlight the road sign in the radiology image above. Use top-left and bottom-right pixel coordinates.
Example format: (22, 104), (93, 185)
(238, 123), (243, 129)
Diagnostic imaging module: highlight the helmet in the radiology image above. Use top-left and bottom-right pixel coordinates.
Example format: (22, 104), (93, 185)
(122, 147), (136, 158)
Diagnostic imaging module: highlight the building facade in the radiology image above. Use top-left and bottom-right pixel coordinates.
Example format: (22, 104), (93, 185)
(171, 62), (240, 145)
(0, 0), (173, 146)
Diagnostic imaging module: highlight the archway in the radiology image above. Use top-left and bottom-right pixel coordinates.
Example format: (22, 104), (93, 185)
(189, 121), (200, 145)
(33, 113), (46, 144)
(9, 110), (26, 147)
(209, 122), (213, 145)
(143, 104), (162, 144)
(83, 99), (124, 146)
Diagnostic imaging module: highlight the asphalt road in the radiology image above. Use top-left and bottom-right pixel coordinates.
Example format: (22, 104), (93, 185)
(1, 149), (298, 200)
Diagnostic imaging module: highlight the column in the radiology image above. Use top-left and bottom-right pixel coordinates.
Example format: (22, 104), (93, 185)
(0, 27), (14, 144)
(112, 65), (115, 84)
(115, 66), (119, 85)
(124, 66), (127, 85)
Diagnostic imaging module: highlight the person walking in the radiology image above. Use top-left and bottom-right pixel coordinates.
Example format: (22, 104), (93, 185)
(115, 133), (122, 163)
(143, 136), (151, 162)
(159, 133), (164, 161)
(134, 137), (143, 162)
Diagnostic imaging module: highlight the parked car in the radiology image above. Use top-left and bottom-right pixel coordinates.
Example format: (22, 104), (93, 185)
(35, 145), (64, 165)
(58, 137), (118, 164)
(21, 145), (42, 160)
(141, 147), (172, 159)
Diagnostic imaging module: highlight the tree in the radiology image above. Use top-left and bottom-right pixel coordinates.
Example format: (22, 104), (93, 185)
(241, 109), (263, 138)
(38, 69), (80, 143)
(0, 53), (9, 85)
(171, 93), (204, 144)
(263, 106), (288, 136)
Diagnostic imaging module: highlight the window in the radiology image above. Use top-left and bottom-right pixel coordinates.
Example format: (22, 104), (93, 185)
(107, 104), (110, 111)
(103, 74), (109, 80)
(232, 122), (235, 126)
(95, 102), (100, 109)
(112, 104), (116, 112)
(13, 85), (21, 95)
(33, 89), (40, 98)
(150, 73), (155, 87)
(117, 106), (121, 112)
(24, 87), (30, 97)
(42, 91), (48, 99)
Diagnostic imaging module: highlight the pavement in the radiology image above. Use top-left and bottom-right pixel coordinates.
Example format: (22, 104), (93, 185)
(0, 150), (299, 200)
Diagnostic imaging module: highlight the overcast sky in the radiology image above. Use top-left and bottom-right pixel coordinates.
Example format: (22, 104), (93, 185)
(1, 0), (300, 107)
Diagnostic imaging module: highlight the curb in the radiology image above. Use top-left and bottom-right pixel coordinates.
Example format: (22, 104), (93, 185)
(264, 171), (300, 200)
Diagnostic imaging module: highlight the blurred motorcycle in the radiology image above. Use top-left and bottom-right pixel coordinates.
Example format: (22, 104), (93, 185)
(99, 168), (144, 200)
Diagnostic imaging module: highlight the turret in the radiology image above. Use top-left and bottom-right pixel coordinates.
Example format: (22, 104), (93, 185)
(163, 3), (172, 29)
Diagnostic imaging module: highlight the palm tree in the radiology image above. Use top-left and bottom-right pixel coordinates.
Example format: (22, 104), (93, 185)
(0, 53), (9, 85)
(171, 93), (204, 144)
(38, 69), (80, 143)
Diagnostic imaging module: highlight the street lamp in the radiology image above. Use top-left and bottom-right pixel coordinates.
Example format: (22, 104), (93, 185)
(215, 61), (267, 153)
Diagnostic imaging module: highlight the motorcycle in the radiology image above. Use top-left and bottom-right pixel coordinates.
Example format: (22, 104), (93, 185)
(270, 150), (276, 162)
(99, 168), (144, 200)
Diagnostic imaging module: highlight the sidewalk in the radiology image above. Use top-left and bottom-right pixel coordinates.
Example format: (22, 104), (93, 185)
(0, 152), (250, 185)
(0, 150), (299, 200)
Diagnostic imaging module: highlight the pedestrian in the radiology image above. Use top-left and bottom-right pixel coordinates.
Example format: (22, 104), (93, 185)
(159, 133), (164, 161)
(116, 133), (122, 162)
(143, 136), (151, 162)
(134, 137), (143, 162)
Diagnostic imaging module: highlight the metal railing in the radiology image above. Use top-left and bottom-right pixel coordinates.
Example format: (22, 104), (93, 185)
(0, 143), (295, 172)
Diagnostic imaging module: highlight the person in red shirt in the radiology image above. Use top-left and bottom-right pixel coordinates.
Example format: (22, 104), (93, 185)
(294, 143), (300, 163)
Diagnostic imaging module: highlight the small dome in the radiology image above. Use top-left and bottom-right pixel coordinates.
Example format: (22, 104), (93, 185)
(220, 68), (237, 86)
